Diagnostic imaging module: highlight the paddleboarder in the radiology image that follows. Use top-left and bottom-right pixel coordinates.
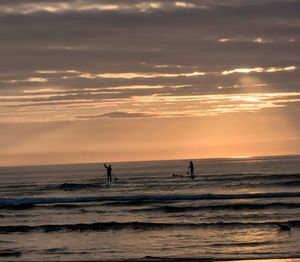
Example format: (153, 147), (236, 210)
(104, 164), (112, 182)
(187, 161), (195, 179)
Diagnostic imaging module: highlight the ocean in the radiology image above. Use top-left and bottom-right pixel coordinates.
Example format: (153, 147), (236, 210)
(0, 155), (300, 261)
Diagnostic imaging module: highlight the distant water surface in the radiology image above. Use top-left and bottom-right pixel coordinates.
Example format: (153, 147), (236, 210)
(0, 155), (300, 261)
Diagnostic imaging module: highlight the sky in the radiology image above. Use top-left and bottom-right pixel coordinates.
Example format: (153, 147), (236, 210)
(0, 0), (300, 166)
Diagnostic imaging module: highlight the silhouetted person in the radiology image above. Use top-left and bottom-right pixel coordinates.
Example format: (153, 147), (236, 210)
(187, 161), (195, 179)
(104, 164), (112, 182)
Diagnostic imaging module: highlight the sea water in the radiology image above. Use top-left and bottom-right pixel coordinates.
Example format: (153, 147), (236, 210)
(0, 155), (300, 261)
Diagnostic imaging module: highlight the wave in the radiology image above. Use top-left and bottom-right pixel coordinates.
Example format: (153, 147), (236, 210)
(141, 256), (300, 262)
(269, 181), (300, 187)
(209, 240), (282, 247)
(0, 250), (22, 257)
(135, 202), (300, 213)
(1, 191), (300, 208)
(199, 173), (300, 183)
(216, 172), (300, 179)
(43, 182), (103, 191)
(1, 220), (299, 233)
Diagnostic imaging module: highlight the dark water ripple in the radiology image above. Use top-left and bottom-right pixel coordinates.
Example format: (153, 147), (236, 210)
(0, 220), (299, 233)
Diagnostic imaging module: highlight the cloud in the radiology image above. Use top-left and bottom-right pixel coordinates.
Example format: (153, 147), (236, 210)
(1, 91), (300, 123)
(78, 71), (206, 79)
(0, 0), (299, 78)
(77, 111), (158, 119)
(27, 65), (298, 82)
(2, 77), (48, 84)
(222, 66), (296, 75)
(0, 1), (299, 16)
(0, 0), (300, 124)
(0, 1), (202, 15)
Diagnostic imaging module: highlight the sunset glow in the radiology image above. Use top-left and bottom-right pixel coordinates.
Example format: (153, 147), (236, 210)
(0, 0), (300, 166)
(1, 3), (300, 262)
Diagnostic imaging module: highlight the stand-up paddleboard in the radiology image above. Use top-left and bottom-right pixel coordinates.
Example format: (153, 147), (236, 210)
(105, 174), (117, 186)
(172, 173), (195, 179)
(172, 174), (184, 177)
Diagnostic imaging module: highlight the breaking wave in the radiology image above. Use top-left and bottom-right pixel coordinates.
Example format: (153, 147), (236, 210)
(134, 202), (300, 213)
(1, 220), (299, 233)
(1, 191), (300, 208)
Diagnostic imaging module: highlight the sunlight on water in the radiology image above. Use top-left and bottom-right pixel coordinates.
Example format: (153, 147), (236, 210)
(0, 156), (299, 260)
(230, 155), (252, 159)
(225, 259), (300, 262)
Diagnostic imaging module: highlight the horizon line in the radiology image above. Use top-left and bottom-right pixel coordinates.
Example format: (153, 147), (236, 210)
(1, 153), (300, 169)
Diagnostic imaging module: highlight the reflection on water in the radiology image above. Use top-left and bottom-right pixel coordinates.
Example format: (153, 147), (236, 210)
(225, 259), (300, 262)
(0, 156), (299, 260)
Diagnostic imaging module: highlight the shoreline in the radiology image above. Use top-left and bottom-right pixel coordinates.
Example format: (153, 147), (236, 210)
(25, 257), (300, 262)
(1, 255), (299, 262)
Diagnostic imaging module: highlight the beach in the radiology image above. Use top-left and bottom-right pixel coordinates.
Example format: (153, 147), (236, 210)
(0, 155), (299, 261)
